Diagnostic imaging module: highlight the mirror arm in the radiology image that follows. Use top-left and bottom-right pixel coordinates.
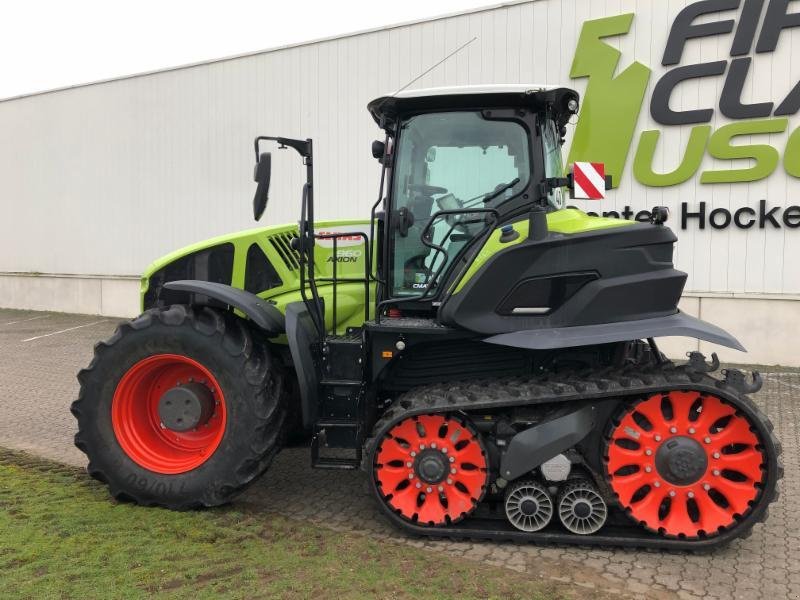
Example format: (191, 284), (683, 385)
(540, 176), (572, 197)
(254, 136), (311, 160)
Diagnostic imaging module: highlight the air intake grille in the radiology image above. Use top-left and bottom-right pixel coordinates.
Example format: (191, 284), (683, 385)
(269, 230), (301, 271)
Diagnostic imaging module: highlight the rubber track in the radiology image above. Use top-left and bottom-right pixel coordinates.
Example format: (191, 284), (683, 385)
(72, 305), (288, 509)
(364, 362), (783, 550)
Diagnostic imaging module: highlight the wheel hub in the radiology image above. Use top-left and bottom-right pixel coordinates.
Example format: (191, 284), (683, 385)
(655, 435), (707, 486)
(158, 382), (215, 432)
(111, 354), (227, 474)
(520, 499), (538, 516)
(415, 449), (447, 484)
(573, 500), (592, 519)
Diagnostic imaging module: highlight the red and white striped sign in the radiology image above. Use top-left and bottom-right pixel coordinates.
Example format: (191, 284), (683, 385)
(572, 162), (606, 200)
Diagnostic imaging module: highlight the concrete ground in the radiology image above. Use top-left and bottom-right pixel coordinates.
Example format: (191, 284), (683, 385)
(1, 307), (798, 600)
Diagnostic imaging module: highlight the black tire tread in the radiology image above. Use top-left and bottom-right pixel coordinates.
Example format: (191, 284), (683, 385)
(71, 304), (288, 509)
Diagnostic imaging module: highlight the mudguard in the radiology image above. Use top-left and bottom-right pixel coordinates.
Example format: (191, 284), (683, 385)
(483, 311), (745, 352)
(163, 280), (285, 335)
(285, 302), (320, 428)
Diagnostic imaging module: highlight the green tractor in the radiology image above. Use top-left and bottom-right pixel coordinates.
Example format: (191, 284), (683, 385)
(72, 85), (781, 548)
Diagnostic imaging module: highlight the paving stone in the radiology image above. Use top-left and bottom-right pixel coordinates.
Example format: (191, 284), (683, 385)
(1, 308), (798, 600)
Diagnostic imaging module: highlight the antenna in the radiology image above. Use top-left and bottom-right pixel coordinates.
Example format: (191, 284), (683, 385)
(392, 36), (478, 97)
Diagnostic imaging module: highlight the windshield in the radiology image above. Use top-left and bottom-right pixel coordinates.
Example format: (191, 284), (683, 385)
(390, 111), (530, 297)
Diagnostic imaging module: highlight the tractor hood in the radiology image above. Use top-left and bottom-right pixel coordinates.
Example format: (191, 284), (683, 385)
(140, 220), (370, 313)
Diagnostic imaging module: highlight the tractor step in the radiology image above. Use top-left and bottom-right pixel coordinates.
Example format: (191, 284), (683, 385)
(319, 379), (362, 387)
(311, 419), (361, 469)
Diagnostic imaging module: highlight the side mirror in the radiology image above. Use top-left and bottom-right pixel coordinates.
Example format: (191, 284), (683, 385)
(253, 152), (271, 221)
(371, 140), (385, 161)
(568, 162), (612, 200)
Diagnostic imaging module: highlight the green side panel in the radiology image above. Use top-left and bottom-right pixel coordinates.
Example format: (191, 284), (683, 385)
(140, 219), (375, 338)
(451, 209), (633, 294)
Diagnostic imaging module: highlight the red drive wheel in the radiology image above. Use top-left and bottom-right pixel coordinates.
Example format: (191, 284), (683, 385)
(112, 354), (227, 474)
(374, 414), (488, 526)
(606, 391), (766, 538)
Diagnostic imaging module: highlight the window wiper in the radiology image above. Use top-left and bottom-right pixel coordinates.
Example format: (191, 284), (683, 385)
(463, 177), (521, 206)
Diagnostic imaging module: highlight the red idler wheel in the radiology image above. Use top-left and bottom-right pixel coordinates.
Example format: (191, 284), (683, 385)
(111, 354), (227, 474)
(606, 391), (766, 538)
(374, 414), (488, 526)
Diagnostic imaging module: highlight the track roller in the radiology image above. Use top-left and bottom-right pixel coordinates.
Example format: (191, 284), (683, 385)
(504, 480), (553, 532)
(557, 480), (608, 535)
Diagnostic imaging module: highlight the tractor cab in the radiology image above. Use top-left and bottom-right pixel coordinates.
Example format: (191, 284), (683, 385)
(367, 85), (578, 311)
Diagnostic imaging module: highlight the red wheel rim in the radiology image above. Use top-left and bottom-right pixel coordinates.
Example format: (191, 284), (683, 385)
(111, 354), (227, 474)
(374, 414), (487, 525)
(606, 391), (765, 538)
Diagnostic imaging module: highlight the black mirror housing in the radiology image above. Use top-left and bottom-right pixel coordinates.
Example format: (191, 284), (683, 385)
(253, 152), (271, 221)
(371, 140), (385, 160)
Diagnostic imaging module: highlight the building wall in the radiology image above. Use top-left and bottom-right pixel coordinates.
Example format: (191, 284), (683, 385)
(1, 0), (799, 364)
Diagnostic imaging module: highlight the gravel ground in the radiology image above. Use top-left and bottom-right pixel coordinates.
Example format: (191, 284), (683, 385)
(1, 307), (797, 600)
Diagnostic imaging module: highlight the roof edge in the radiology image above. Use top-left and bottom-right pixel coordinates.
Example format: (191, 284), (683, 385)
(0, 0), (536, 104)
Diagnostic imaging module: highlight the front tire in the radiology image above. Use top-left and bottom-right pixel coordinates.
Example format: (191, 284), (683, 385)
(71, 305), (288, 509)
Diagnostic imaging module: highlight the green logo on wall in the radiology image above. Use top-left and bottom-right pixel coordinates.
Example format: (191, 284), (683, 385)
(568, 3), (800, 187)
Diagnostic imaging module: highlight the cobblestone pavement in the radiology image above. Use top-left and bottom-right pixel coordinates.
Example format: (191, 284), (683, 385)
(1, 307), (798, 600)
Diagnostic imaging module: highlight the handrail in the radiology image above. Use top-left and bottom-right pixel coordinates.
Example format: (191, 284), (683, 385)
(315, 231), (371, 336)
(375, 207), (499, 322)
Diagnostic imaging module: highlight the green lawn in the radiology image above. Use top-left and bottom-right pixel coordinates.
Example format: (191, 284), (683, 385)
(0, 449), (580, 600)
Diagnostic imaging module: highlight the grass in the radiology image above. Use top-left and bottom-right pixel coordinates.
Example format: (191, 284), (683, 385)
(0, 449), (579, 600)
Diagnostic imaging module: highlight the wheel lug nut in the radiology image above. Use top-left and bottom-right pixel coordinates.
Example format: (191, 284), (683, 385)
(654, 435), (662, 442)
(426, 487), (432, 493)
(704, 437), (712, 444)
(645, 466), (652, 473)
(713, 452), (720, 459)
(406, 462), (412, 468)
(688, 491), (695, 498)
(688, 427), (696, 434)
(670, 426), (677, 434)
(438, 485), (444, 492)
(713, 469), (720, 476)
(645, 449), (653, 456)
(410, 451), (416, 457)
(669, 490), (676, 497)
(431, 443), (437, 449)
(449, 457), (455, 463)
(451, 468), (457, 474)
(416, 482), (421, 489)
(441, 448), (447, 453)
(447, 478), (453, 485)
(703, 483), (711, 491)
(654, 481), (661, 488)
(420, 444), (425, 450)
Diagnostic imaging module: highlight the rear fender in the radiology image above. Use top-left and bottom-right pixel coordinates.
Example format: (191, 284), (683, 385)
(483, 311), (745, 352)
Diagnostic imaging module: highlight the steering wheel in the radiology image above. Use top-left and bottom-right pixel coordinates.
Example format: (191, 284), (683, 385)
(408, 183), (448, 196)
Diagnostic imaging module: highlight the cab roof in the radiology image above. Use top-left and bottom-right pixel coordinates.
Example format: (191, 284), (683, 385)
(367, 84), (579, 128)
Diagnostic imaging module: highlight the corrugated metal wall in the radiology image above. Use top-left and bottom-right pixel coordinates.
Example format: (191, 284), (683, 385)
(1, 0), (798, 294)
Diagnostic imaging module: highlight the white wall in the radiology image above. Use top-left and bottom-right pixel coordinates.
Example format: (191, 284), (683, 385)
(1, 0), (799, 364)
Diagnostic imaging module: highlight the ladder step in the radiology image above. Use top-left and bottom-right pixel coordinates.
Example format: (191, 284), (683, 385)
(320, 379), (362, 387)
(312, 456), (360, 470)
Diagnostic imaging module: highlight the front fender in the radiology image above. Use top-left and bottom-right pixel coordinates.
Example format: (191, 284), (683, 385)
(482, 311), (745, 352)
(164, 280), (285, 335)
